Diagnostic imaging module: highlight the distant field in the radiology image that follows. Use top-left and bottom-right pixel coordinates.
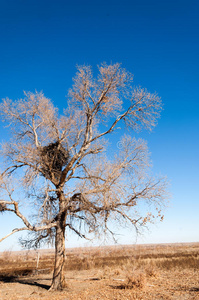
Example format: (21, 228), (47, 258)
(0, 242), (199, 299)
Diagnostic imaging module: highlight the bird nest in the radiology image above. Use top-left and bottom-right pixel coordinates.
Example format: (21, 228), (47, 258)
(39, 141), (69, 180)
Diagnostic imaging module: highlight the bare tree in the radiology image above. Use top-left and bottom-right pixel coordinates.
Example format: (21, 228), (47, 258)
(0, 63), (168, 290)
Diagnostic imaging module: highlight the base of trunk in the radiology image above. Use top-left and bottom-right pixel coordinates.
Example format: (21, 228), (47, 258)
(49, 274), (67, 291)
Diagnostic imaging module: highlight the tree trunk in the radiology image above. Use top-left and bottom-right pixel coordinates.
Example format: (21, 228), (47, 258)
(50, 217), (67, 290)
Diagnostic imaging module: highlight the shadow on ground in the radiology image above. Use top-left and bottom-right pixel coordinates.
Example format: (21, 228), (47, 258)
(0, 274), (50, 290)
(109, 284), (127, 290)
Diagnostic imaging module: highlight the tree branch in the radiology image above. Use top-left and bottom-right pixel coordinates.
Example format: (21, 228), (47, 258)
(0, 227), (28, 243)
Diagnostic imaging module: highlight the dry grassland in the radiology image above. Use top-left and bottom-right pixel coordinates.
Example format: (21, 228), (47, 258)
(0, 242), (199, 299)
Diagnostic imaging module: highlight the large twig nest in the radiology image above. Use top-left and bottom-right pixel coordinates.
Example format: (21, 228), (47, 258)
(39, 141), (69, 180)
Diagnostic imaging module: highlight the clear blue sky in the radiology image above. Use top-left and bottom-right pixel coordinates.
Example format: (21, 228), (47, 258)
(0, 0), (199, 250)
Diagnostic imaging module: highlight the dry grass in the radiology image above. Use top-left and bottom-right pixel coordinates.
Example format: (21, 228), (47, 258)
(0, 242), (199, 299)
(124, 272), (146, 289)
(144, 264), (159, 278)
(0, 242), (199, 277)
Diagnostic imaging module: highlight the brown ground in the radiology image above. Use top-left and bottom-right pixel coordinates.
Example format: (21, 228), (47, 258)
(0, 243), (199, 299)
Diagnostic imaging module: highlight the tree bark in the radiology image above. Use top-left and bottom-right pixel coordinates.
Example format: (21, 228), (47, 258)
(50, 221), (67, 290)
(50, 190), (67, 291)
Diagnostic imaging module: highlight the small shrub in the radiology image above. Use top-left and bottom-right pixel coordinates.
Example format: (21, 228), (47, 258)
(124, 272), (146, 289)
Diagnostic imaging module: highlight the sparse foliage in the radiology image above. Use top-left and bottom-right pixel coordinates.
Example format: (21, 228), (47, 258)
(0, 63), (168, 290)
